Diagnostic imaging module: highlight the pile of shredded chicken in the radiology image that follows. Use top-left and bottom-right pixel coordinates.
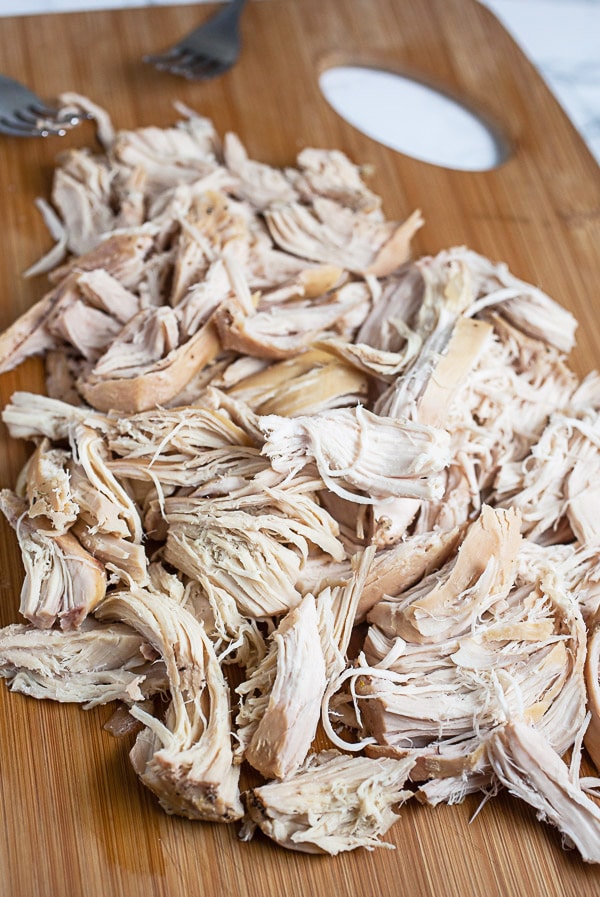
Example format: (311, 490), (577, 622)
(1, 97), (600, 860)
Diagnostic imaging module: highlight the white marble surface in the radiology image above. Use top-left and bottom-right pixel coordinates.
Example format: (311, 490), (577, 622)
(485, 0), (600, 164)
(0, 0), (598, 166)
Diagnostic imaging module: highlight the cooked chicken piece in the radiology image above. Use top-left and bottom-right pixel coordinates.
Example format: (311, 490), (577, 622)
(168, 465), (319, 527)
(215, 281), (371, 361)
(356, 262), (424, 353)
(416, 316), (493, 427)
(129, 447), (267, 500)
(174, 258), (234, 339)
(14, 427), (148, 588)
(367, 210), (425, 278)
(151, 539), (265, 670)
(0, 277), (80, 374)
(49, 231), (155, 289)
(374, 254), (483, 419)
(46, 149), (115, 257)
(24, 197), (70, 278)
(243, 750), (414, 854)
(111, 164), (148, 230)
(49, 425), (149, 585)
(315, 336), (416, 384)
(416, 772), (492, 807)
(22, 438), (78, 534)
(458, 247), (579, 353)
(316, 548), (376, 746)
(0, 618), (165, 708)
(286, 147), (382, 214)
(493, 411), (600, 545)
(86, 306), (179, 379)
(257, 264), (345, 305)
(111, 113), (221, 196)
(58, 91), (116, 149)
(76, 268), (142, 324)
(164, 510), (305, 620)
(237, 594), (327, 779)
(168, 190), (252, 300)
(78, 317), (221, 412)
(356, 530), (586, 786)
(2, 391), (98, 442)
(45, 350), (84, 405)
(264, 198), (422, 275)
(48, 298), (123, 362)
(72, 521), (148, 586)
(223, 132), (299, 210)
(260, 405), (450, 505)
(364, 623), (580, 782)
(96, 585), (243, 822)
(361, 316), (492, 538)
(424, 329), (584, 527)
(355, 525), (464, 621)
(485, 720), (600, 864)
(107, 397), (256, 453)
(367, 506), (521, 643)
(584, 624), (600, 771)
(104, 400), (260, 494)
(66, 464), (128, 540)
(226, 347), (369, 416)
(71, 423), (143, 542)
(164, 468), (344, 558)
(508, 540), (588, 753)
(316, 547), (375, 678)
(0, 490), (106, 629)
(393, 245), (578, 354)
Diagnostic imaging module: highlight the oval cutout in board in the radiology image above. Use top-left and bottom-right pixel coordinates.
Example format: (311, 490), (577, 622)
(319, 66), (508, 171)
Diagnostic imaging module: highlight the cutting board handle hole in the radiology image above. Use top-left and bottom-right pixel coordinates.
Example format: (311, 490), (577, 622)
(319, 65), (508, 171)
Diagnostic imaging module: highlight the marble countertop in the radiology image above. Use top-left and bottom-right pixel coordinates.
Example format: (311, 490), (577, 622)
(0, 0), (598, 167)
(485, 0), (600, 164)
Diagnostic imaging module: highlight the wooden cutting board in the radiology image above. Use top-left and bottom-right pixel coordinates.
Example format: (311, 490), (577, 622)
(0, 2), (599, 895)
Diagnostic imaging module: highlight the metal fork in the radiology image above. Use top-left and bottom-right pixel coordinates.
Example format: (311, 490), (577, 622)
(144, 0), (248, 81)
(0, 74), (86, 138)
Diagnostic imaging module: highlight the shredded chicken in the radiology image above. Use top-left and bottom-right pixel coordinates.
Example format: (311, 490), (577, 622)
(237, 593), (327, 779)
(0, 618), (166, 707)
(96, 585), (244, 822)
(0, 489), (107, 630)
(0, 101), (599, 863)
(243, 750), (415, 854)
(485, 720), (600, 864)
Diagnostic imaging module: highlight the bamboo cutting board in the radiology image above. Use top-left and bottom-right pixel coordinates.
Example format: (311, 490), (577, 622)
(0, 2), (599, 896)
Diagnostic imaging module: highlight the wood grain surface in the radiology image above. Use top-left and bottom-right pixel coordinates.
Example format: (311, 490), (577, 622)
(0, 2), (599, 896)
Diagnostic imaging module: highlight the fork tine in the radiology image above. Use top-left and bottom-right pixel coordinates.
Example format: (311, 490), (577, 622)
(143, 49), (187, 67)
(0, 118), (64, 137)
(178, 57), (233, 81)
(144, 0), (248, 81)
(12, 105), (81, 129)
(147, 49), (234, 81)
(144, 48), (195, 73)
(28, 102), (85, 126)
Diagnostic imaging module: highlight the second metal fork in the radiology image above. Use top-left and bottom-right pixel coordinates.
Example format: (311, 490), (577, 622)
(144, 0), (248, 82)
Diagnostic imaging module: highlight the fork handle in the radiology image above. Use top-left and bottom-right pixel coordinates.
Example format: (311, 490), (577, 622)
(186, 0), (248, 41)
